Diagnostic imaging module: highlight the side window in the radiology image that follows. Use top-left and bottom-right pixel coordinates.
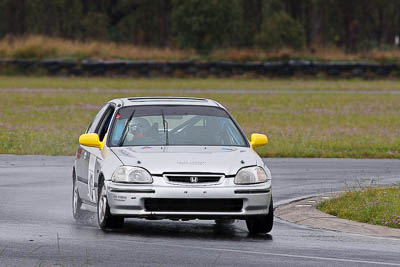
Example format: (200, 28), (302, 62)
(86, 104), (109, 133)
(96, 106), (116, 141)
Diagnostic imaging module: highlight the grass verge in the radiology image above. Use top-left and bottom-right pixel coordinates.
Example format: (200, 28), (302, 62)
(0, 77), (400, 157)
(318, 186), (400, 229)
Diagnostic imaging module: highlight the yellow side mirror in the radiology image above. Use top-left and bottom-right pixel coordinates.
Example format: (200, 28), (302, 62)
(249, 133), (268, 148)
(79, 133), (104, 149)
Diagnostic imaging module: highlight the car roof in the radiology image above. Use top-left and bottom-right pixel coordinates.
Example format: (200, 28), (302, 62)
(109, 97), (224, 108)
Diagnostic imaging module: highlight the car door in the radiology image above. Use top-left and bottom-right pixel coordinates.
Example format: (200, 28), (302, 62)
(85, 104), (116, 204)
(75, 104), (109, 203)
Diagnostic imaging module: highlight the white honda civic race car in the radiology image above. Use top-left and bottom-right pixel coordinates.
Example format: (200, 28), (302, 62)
(72, 97), (273, 234)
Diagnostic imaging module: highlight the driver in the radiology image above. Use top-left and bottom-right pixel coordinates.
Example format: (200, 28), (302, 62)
(126, 117), (152, 142)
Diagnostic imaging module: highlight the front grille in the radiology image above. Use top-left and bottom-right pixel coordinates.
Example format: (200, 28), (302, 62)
(144, 198), (243, 212)
(165, 173), (222, 184)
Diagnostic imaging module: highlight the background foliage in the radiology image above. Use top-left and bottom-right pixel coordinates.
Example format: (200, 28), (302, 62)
(1, 0), (400, 53)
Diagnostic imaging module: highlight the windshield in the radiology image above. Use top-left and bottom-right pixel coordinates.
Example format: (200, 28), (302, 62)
(109, 105), (247, 147)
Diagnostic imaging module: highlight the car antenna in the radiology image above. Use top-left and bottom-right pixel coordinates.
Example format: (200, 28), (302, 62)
(118, 110), (135, 146)
(161, 109), (169, 145)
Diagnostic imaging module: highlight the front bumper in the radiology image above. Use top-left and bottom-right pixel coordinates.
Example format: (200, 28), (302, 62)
(105, 177), (272, 219)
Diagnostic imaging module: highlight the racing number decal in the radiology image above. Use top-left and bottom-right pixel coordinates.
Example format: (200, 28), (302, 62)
(88, 154), (96, 202)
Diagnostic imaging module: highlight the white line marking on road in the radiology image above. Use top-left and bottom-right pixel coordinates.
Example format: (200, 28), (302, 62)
(149, 243), (400, 266)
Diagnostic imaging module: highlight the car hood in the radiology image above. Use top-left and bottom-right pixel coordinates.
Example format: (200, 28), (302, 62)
(110, 146), (258, 176)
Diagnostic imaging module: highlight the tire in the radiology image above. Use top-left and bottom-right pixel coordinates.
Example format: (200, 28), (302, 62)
(72, 178), (84, 219)
(215, 219), (235, 225)
(97, 181), (124, 230)
(246, 198), (274, 234)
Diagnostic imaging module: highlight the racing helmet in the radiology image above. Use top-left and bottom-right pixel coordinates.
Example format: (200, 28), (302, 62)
(128, 117), (152, 136)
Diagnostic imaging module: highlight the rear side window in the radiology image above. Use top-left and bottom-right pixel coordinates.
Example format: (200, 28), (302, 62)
(86, 104), (109, 133)
(97, 106), (115, 141)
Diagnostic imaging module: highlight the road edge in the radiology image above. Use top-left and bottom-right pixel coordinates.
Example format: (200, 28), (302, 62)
(275, 193), (400, 239)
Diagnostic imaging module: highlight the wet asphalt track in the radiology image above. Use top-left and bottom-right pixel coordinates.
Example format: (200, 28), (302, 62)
(0, 155), (400, 267)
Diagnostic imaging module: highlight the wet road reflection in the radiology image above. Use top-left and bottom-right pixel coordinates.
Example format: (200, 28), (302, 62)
(73, 212), (273, 242)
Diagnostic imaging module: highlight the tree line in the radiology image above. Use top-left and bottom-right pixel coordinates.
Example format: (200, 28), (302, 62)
(1, 0), (400, 53)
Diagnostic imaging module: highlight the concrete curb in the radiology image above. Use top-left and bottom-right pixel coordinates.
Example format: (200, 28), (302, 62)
(275, 193), (400, 239)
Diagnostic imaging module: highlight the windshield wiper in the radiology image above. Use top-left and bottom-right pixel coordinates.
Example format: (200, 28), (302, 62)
(117, 110), (135, 146)
(161, 109), (169, 145)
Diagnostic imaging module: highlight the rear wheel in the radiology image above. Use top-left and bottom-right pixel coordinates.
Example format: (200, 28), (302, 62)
(246, 198), (274, 234)
(97, 182), (124, 230)
(72, 178), (83, 219)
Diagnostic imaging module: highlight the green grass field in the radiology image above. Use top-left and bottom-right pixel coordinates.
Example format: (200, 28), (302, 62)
(1, 76), (400, 157)
(318, 186), (400, 229)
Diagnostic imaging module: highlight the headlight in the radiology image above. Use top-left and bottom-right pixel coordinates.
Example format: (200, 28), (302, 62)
(234, 166), (270, 185)
(111, 166), (153, 184)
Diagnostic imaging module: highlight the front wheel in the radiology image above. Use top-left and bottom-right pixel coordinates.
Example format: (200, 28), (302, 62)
(246, 198), (274, 234)
(97, 182), (124, 230)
